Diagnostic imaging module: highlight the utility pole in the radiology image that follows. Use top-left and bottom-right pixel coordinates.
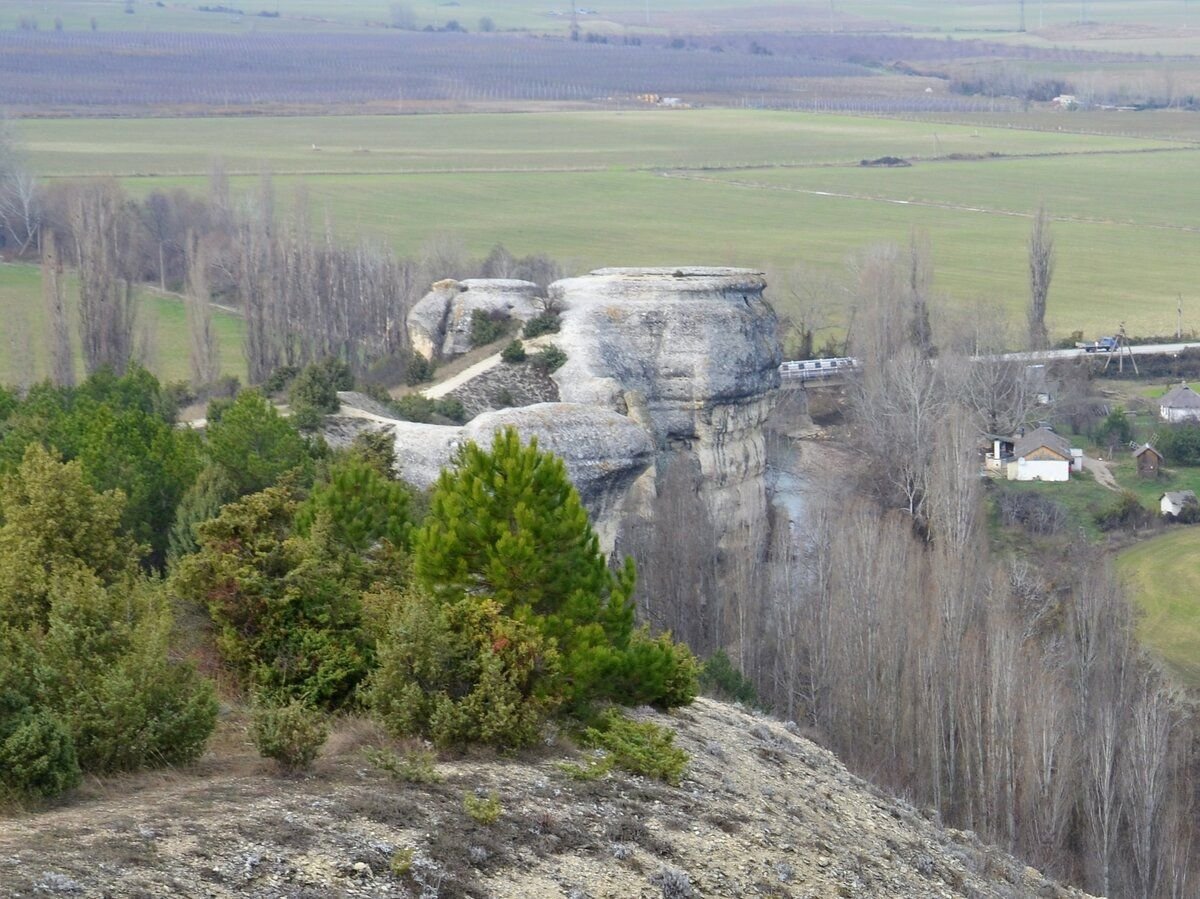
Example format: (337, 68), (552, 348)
(1178, 294), (1183, 340)
(1020, 0), (1026, 31)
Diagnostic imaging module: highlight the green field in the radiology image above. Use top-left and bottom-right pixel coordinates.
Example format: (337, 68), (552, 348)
(6, 108), (1200, 380)
(1117, 528), (1200, 687)
(0, 263), (246, 385)
(13, 108), (1199, 341)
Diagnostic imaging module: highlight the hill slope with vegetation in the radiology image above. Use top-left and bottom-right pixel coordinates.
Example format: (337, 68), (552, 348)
(0, 697), (1090, 899)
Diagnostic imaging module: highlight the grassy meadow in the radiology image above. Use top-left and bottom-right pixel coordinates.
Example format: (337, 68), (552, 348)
(0, 263), (246, 385)
(9, 108), (1198, 348)
(1118, 529), (1200, 687)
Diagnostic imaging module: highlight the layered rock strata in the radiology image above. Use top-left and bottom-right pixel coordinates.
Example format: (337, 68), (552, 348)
(548, 267), (780, 567)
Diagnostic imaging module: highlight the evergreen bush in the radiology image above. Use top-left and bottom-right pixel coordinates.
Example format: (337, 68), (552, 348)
(522, 313), (560, 339)
(531, 345), (567, 373)
(251, 699), (328, 772)
(469, 309), (508, 347)
(500, 340), (527, 364)
(581, 710), (689, 785)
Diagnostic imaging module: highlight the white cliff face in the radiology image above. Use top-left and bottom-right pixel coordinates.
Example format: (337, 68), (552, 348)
(548, 267), (781, 569)
(341, 267), (780, 561)
(408, 278), (543, 360)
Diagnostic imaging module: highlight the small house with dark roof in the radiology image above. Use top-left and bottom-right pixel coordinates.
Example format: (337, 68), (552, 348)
(1161, 490), (1198, 517)
(1133, 443), (1163, 478)
(1006, 426), (1080, 482)
(1159, 382), (1200, 423)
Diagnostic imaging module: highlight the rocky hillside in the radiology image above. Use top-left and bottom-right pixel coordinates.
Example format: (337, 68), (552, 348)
(0, 699), (1090, 899)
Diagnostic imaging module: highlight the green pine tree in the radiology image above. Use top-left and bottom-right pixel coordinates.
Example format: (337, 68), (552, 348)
(295, 456), (413, 553)
(413, 427), (637, 707)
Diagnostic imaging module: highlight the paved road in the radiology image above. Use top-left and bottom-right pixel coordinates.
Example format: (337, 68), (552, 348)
(992, 341), (1200, 364)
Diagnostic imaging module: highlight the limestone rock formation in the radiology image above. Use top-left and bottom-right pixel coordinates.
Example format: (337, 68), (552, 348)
(407, 278), (543, 360)
(330, 402), (653, 550)
(548, 267), (781, 573)
(347, 267), (780, 564)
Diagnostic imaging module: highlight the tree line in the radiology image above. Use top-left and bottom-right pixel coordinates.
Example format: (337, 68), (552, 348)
(637, 235), (1196, 899)
(1, 125), (563, 391)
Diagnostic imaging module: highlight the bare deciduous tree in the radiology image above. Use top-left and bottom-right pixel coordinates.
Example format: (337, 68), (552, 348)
(1027, 203), (1055, 351)
(40, 229), (74, 387)
(70, 180), (138, 375)
(0, 119), (41, 255)
(184, 231), (219, 387)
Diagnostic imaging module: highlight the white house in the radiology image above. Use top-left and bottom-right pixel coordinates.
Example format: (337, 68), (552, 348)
(1159, 382), (1200, 423)
(1006, 427), (1077, 482)
(1161, 490), (1198, 517)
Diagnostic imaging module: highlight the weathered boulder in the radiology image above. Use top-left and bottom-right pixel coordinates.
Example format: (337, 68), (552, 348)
(408, 278), (543, 360)
(547, 267), (780, 574)
(328, 402), (653, 551)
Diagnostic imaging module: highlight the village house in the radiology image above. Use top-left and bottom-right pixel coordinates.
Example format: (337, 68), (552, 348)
(1159, 382), (1200, 423)
(1005, 427), (1081, 482)
(1161, 490), (1198, 517)
(1133, 443), (1163, 478)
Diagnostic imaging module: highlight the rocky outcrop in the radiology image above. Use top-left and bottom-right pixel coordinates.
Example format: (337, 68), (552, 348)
(349, 267), (780, 566)
(0, 698), (1094, 899)
(408, 278), (543, 360)
(328, 402), (653, 550)
(548, 267), (781, 576)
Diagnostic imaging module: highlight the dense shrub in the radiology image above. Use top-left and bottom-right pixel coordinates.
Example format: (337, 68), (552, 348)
(0, 368), (203, 565)
(500, 340), (527, 364)
(469, 309), (508, 347)
(522, 313), (560, 339)
(263, 364), (300, 394)
(1094, 490), (1155, 532)
(172, 486), (373, 708)
(581, 710), (689, 785)
(1157, 424), (1200, 466)
(205, 390), (312, 495)
(392, 394), (467, 424)
(251, 699), (328, 772)
(0, 448), (217, 794)
(403, 352), (436, 386)
(295, 457), (414, 553)
(604, 629), (699, 709)
(698, 649), (761, 707)
(369, 589), (559, 750)
(0, 709), (80, 800)
(531, 345), (568, 373)
(167, 463), (238, 560)
(288, 357), (354, 428)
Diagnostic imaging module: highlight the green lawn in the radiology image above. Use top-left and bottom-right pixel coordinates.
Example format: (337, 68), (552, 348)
(0, 263), (246, 386)
(1117, 528), (1200, 687)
